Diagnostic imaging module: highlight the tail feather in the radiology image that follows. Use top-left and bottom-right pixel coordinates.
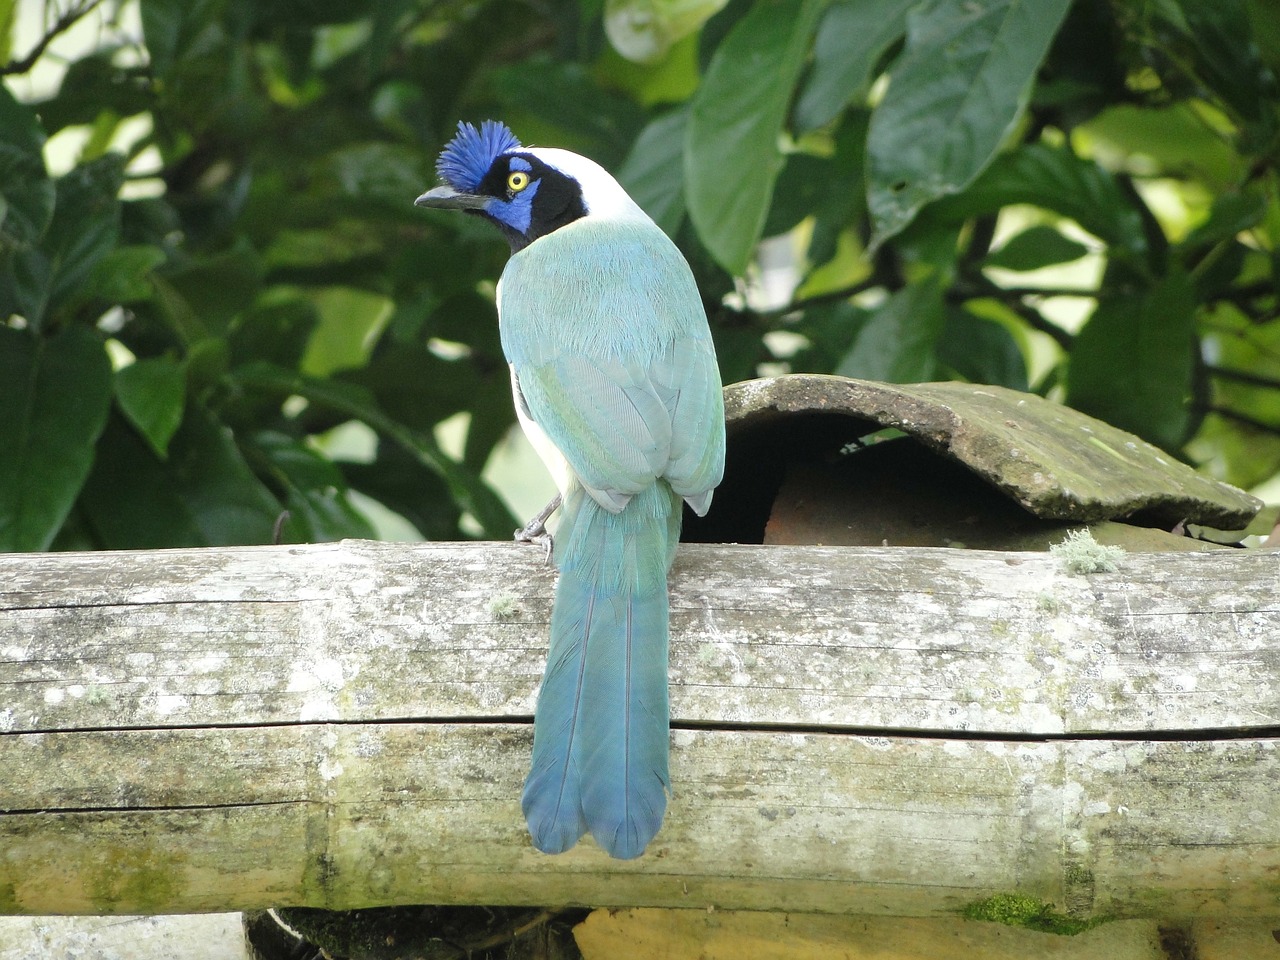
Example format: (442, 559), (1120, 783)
(521, 483), (680, 859)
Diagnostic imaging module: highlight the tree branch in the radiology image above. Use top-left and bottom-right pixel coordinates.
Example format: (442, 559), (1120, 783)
(949, 277), (1077, 350)
(1, 0), (108, 76)
(1206, 364), (1280, 392)
(1204, 404), (1280, 437)
(766, 275), (885, 319)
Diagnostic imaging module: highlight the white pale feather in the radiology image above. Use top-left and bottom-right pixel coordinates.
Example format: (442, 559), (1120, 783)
(523, 148), (650, 223)
(507, 362), (576, 504)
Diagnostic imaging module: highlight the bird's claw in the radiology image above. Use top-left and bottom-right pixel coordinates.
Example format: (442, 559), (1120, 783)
(514, 494), (561, 564)
(516, 529), (554, 563)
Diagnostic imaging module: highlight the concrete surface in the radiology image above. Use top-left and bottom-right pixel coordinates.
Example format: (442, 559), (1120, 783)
(0, 914), (247, 960)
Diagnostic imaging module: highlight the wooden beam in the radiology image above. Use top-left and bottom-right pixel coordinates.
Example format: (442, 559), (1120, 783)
(1, 541), (1277, 918)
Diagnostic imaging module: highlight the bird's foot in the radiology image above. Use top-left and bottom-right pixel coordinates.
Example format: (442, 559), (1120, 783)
(514, 494), (561, 563)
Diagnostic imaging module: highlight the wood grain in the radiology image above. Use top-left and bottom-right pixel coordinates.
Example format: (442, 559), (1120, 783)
(1, 541), (1277, 917)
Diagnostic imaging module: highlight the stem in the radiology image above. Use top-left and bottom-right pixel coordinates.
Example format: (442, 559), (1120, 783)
(1205, 365), (1280, 391)
(1204, 405), (1280, 438)
(2, 0), (108, 76)
(769, 275), (885, 318)
(949, 277), (1077, 350)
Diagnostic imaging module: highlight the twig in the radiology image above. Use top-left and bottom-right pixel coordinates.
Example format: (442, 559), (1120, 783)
(764, 275), (886, 319)
(977, 285), (1102, 299)
(1205, 365), (1280, 391)
(1204, 405), (1280, 437)
(1, 0), (109, 76)
(948, 277), (1077, 350)
(1207, 281), (1278, 308)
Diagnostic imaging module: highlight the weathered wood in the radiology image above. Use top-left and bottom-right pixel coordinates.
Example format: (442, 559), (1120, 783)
(1, 541), (1278, 918)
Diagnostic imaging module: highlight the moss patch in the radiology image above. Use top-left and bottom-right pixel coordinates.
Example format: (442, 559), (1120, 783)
(1050, 528), (1125, 574)
(487, 593), (520, 619)
(960, 893), (1103, 936)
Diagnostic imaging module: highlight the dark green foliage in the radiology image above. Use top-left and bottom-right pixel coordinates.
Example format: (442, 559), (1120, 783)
(1, 0), (1279, 552)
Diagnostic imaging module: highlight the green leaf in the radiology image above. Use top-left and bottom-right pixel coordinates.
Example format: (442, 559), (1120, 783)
(229, 363), (518, 538)
(763, 152), (836, 238)
(421, 290), (504, 359)
(1180, 190), (1268, 251)
(685, 0), (826, 274)
(0, 326), (113, 552)
(340, 340), (503, 435)
(48, 157), (123, 308)
(0, 0), (15, 65)
(80, 403), (284, 549)
(328, 142), (428, 207)
(866, 0), (1073, 247)
(1193, 301), (1280, 487)
(157, 244), (262, 336)
(1250, 0), (1280, 72)
(300, 287), (392, 377)
(491, 61), (647, 170)
(228, 297), (320, 371)
(85, 244), (168, 302)
(835, 274), (946, 383)
(984, 225), (1089, 272)
(1176, 0), (1275, 132)
(938, 305), (1028, 390)
(34, 52), (150, 136)
(604, 0), (729, 63)
(929, 143), (1148, 253)
(140, 0), (219, 77)
(804, 113), (869, 268)
(7, 154), (125, 326)
(793, 0), (912, 132)
(787, 300), (868, 373)
(617, 106), (689, 237)
(0, 85), (54, 250)
(264, 219), (385, 269)
(1080, 103), (1245, 191)
(246, 431), (375, 543)
(598, 33), (701, 106)
(1067, 269), (1197, 451)
(341, 445), (464, 541)
(114, 357), (187, 458)
(0, 81), (46, 157)
(0, 246), (50, 324)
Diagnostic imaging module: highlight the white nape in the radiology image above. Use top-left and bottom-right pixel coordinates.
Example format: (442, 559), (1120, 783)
(524, 147), (650, 222)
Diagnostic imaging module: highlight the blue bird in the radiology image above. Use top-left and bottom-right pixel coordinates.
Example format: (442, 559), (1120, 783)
(416, 121), (724, 859)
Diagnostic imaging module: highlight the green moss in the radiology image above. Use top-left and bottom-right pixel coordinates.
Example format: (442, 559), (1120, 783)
(960, 893), (1102, 936)
(1035, 592), (1060, 614)
(1050, 528), (1124, 574)
(1064, 865), (1095, 887)
(88, 850), (179, 913)
(487, 593), (520, 620)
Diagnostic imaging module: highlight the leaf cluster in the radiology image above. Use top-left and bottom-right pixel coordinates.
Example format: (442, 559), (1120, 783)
(1, 0), (1278, 551)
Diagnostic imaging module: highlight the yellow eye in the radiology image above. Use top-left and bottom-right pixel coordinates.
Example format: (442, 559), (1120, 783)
(507, 171), (530, 193)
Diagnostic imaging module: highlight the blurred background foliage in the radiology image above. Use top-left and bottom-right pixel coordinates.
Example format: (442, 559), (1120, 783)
(1, 0), (1279, 552)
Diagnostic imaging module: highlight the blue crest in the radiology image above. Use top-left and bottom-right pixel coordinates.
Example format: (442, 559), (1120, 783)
(436, 120), (522, 192)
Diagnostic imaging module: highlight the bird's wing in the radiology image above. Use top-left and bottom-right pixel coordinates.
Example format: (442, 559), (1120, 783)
(649, 335), (725, 515)
(513, 351), (671, 512)
(499, 217), (723, 513)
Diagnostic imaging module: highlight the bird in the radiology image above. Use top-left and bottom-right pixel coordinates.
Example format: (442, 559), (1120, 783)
(415, 120), (725, 859)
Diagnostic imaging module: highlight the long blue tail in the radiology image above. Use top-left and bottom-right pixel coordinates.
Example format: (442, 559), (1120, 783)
(521, 482), (681, 859)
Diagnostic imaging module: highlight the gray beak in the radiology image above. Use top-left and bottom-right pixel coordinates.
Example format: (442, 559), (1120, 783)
(414, 185), (490, 210)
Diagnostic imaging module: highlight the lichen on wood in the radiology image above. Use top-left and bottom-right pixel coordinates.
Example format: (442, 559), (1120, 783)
(0, 541), (1277, 918)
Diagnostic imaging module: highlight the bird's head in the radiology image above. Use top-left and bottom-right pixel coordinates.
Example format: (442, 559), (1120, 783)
(415, 120), (644, 251)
